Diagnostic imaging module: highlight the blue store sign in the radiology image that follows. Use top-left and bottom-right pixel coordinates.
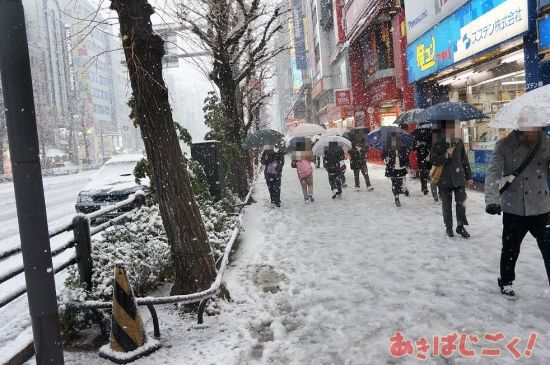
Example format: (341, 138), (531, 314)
(539, 14), (550, 53)
(406, 0), (529, 83)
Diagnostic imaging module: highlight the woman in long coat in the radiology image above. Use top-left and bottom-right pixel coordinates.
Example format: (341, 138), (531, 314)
(261, 145), (285, 207)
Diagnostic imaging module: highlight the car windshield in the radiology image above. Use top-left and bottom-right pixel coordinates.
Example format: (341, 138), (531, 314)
(97, 161), (137, 180)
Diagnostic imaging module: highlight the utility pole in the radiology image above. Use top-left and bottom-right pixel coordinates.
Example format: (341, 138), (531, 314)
(0, 0), (64, 363)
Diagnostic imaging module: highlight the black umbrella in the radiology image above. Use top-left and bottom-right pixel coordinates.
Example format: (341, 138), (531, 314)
(393, 109), (425, 126)
(242, 129), (284, 149)
(346, 127), (370, 143)
(412, 126), (432, 143)
(417, 102), (487, 123)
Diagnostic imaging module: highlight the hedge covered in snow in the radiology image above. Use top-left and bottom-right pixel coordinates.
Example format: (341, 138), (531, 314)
(58, 160), (239, 341)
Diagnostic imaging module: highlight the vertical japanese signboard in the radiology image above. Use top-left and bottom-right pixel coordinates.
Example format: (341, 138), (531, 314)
(291, 0), (308, 70)
(334, 89), (352, 106)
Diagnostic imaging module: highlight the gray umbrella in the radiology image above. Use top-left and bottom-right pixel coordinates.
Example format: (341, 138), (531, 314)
(417, 102), (487, 123)
(393, 109), (425, 126)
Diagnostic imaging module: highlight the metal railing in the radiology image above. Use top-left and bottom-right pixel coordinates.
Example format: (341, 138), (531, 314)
(0, 192), (146, 309)
(0, 168), (259, 364)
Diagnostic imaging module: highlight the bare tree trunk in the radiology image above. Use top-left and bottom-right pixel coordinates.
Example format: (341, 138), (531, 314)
(0, 129), (4, 175)
(110, 0), (217, 295)
(215, 70), (249, 198)
(80, 119), (91, 165)
(0, 87), (4, 175)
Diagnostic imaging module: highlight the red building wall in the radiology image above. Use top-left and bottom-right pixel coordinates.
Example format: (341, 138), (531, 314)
(349, 39), (368, 128)
(392, 10), (415, 112)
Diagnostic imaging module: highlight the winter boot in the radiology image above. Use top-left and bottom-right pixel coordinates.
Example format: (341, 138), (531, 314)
(498, 278), (517, 300)
(446, 227), (454, 237)
(423, 189), (429, 195)
(434, 196), (440, 203)
(309, 194), (315, 203)
(456, 225), (470, 238)
(404, 190), (410, 197)
(354, 186), (360, 192)
(394, 196), (401, 207)
(367, 185), (374, 191)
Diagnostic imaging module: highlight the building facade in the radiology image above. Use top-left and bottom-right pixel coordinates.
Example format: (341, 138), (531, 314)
(23, 0), (74, 162)
(345, 0), (413, 131)
(63, 0), (123, 164)
(404, 0), (550, 181)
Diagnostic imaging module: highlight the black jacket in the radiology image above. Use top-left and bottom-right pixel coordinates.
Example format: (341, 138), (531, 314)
(414, 139), (432, 171)
(431, 138), (471, 188)
(382, 147), (409, 178)
(261, 150), (284, 177)
(323, 147), (345, 173)
(349, 142), (368, 170)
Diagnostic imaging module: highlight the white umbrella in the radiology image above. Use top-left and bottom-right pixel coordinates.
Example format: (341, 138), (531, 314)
(312, 136), (352, 156)
(289, 123), (326, 137)
(491, 85), (550, 129)
(310, 135), (321, 144)
(321, 128), (346, 137)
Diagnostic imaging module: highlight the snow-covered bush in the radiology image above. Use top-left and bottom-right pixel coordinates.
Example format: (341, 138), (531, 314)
(58, 158), (239, 341)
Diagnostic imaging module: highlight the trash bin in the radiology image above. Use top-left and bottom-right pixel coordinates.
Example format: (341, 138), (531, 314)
(191, 141), (224, 199)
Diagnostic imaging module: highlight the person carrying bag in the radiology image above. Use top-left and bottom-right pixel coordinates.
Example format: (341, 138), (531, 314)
(485, 129), (550, 300)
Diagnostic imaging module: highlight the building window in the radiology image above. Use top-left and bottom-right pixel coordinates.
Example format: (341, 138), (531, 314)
(93, 103), (111, 115)
(362, 21), (394, 79)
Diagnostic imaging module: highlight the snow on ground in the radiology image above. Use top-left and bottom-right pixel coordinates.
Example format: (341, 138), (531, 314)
(59, 161), (550, 364)
(0, 171), (97, 353)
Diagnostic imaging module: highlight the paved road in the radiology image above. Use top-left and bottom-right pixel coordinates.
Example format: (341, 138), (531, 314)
(0, 170), (96, 352)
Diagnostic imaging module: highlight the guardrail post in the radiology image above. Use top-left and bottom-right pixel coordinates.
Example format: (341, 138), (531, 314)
(72, 214), (93, 291)
(134, 190), (146, 208)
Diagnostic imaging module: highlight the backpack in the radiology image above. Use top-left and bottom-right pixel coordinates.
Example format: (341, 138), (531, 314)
(296, 160), (313, 179)
(266, 160), (279, 175)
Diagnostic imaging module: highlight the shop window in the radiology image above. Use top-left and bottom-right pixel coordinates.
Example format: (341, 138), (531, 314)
(362, 21), (395, 81)
(314, 42), (320, 65)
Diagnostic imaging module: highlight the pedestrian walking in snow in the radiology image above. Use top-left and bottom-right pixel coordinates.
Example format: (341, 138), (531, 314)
(323, 142), (345, 199)
(291, 155), (315, 203)
(431, 121), (473, 238)
(261, 145), (285, 207)
(349, 140), (374, 192)
(413, 128), (439, 202)
(382, 136), (409, 207)
(485, 128), (550, 300)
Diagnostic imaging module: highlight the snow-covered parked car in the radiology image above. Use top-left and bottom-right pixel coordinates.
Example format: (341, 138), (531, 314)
(51, 161), (79, 175)
(75, 154), (149, 218)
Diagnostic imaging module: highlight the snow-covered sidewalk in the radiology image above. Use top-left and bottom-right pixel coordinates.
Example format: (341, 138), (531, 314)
(64, 161), (550, 364)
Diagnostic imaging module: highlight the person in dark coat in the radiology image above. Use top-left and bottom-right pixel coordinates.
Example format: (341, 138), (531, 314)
(431, 121), (473, 238)
(323, 142), (345, 199)
(413, 128), (439, 202)
(261, 145), (285, 207)
(382, 136), (410, 207)
(349, 139), (374, 192)
(485, 128), (550, 299)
